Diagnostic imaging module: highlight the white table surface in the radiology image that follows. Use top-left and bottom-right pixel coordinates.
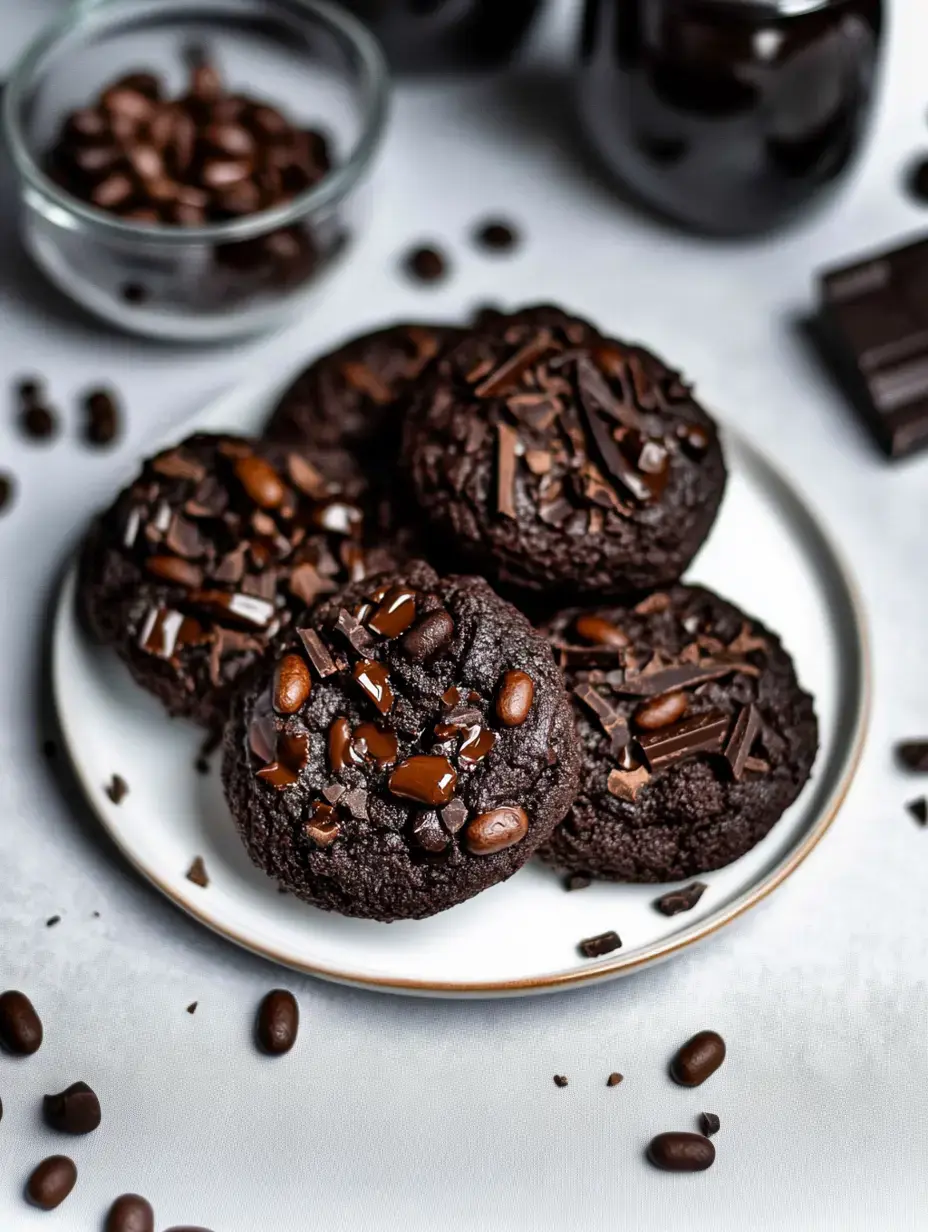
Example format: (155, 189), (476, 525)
(2, 2), (927, 1229)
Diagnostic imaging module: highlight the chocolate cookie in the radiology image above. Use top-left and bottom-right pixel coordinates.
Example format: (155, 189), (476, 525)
(79, 433), (394, 731)
(402, 305), (727, 596)
(222, 561), (580, 920)
(538, 585), (817, 882)
(264, 322), (462, 459)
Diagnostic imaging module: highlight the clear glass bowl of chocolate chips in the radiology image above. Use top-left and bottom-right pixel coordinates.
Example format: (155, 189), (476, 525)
(2, 0), (388, 342)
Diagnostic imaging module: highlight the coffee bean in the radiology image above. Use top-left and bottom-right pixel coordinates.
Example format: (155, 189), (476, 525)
(190, 62), (223, 101)
(0, 473), (15, 515)
(234, 454), (286, 509)
(474, 219), (520, 252)
(273, 653), (311, 714)
(647, 1132), (715, 1172)
(256, 989), (299, 1056)
(25, 1156), (77, 1209)
(145, 555), (203, 589)
(203, 122), (255, 158)
(102, 85), (155, 124)
(401, 610), (454, 662)
(670, 1030), (726, 1087)
(464, 806), (528, 855)
(200, 157), (252, 190)
(404, 245), (447, 284)
(65, 108), (109, 144)
(495, 669), (534, 727)
(83, 388), (121, 447)
(127, 143), (164, 182)
(249, 104), (291, 139)
(634, 691), (688, 731)
(43, 1081), (101, 1134)
(699, 1112), (721, 1137)
(574, 614), (629, 647)
(0, 989), (43, 1054)
(112, 73), (162, 101)
(20, 404), (58, 441)
(92, 172), (136, 210)
(106, 1193), (155, 1232)
(106, 774), (129, 804)
(46, 916), (60, 927)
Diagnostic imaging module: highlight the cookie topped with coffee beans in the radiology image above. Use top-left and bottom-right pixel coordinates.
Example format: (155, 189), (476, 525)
(221, 561), (580, 920)
(79, 432), (394, 731)
(538, 585), (817, 883)
(402, 305), (727, 596)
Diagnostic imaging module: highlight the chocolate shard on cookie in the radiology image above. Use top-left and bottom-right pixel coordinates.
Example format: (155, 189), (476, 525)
(221, 561), (580, 920)
(538, 585), (818, 883)
(79, 433), (397, 731)
(402, 305), (727, 596)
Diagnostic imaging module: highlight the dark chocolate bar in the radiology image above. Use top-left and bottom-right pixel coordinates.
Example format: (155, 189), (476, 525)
(820, 235), (928, 460)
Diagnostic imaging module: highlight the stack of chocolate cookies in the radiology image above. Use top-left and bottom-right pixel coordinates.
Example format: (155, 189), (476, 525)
(80, 306), (818, 921)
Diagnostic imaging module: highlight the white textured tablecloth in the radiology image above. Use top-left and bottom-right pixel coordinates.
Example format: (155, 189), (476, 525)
(1, 2), (927, 1229)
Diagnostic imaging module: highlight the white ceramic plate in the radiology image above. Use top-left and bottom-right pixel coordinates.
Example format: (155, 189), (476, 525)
(52, 368), (869, 997)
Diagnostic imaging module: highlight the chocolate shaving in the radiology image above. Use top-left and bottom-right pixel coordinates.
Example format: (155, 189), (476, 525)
(465, 417), (487, 454)
(335, 608), (375, 655)
(573, 683), (630, 755)
(496, 421), (518, 518)
(726, 622), (768, 657)
(575, 358), (654, 504)
(185, 856), (209, 887)
(214, 543), (247, 584)
(614, 659), (759, 699)
(653, 882), (707, 916)
(190, 589), (275, 630)
(557, 644), (625, 670)
(575, 351), (642, 430)
(606, 765), (650, 801)
(723, 703), (762, 781)
(152, 449), (207, 482)
(637, 709), (730, 771)
(474, 334), (554, 398)
(297, 627), (337, 677)
(185, 475), (228, 518)
(340, 360), (392, 404)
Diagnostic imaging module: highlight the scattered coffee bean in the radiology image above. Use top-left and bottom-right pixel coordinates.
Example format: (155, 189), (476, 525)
(25, 1155), (78, 1209)
(897, 740), (928, 771)
(43, 1081), (101, 1134)
(495, 669), (535, 727)
(401, 610), (454, 662)
(565, 873), (592, 892)
(670, 1031), (726, 1087)
(83, 388), (122, 447)
(699, 1112), (721, 1137)
(464, 806), (529, 855)
(574, 614), (629, 648)
(578, 931), (622, 959)
(46, 916), (60, 928)
(0, 990), (43, 1055)
(647, 1132), (715, 1172)
(273, 653), (311, 714)
(186, 856), (209, 888)
(404, 245), (447, 284)
(187, 1002), (198, 1015)
(473, 218), (520, 252)
(653, 882), (707, 916)
(20, 404), (58, 441)
(106, 1193), (155, 1232)
(553, 1075), (568, 1088)
(607, 1072), (623, 1087)
(106, 774), (129, 804)
(907, 797), (928, 825)
(0, 472), (14, 515)
(256, 989), (299, 1055)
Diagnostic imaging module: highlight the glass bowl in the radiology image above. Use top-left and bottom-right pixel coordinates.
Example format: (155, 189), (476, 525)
(2, 0), (389, 342)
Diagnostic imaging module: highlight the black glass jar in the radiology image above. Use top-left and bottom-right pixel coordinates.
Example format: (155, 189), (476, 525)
(578, 0), (884, 236)
(339, 0), (543, 73)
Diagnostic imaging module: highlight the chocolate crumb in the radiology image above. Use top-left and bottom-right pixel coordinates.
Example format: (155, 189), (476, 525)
(46, 916), (61, 928)
(565, 873), (592, 892)
(20, 404), (58, 441)
(121, 282), (148, 304)
(578, 930), (622, 959)
(106, 774), (129, 804)
(194, 756), (210, 775)
(186, 1002), (198, 1015)
(186, 856), (209, 887)
(553, 1075), (568, 1088)
(43, 739), (57, 759)
(607, 1072), (623, 1087)
(404, 245), (447, 284)
(91, 911), (100, 919)
(897, 740), (928, 772)
(474, 219), (519, 253)
(907, 797), (928, 826)
(699, 1112), (720, 1137)
(653, 882), (707, 916)
(0, 473), (14, 515)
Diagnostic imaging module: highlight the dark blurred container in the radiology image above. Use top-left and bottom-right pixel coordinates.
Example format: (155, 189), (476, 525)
(339, 0), (543, 72)
(578, 0), (884, 236)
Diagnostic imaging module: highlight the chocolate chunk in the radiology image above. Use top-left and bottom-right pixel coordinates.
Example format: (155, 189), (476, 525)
(578, 931), (622, 958)
(145, 555), (203, 589)
(474, 219), (519, 252)
(606, 766), (650, 802)
(44, 1081), (101, 1134)
(647, 1132), (715, 1173)
(185, 856), (209, 887)
(255, 989), (299, 1056)
(573, 683), (629, 755)
(273, 653), (311, 714)
(404, 245), (447, 283)
(907, 797), (927, 826)
(475, 334), (555, 398)
(25, 1156), (78, 1210)
(298, 627), (337, 677)
(615, 659), (756, 698)
(496, 669), (535, 726)
(440, 798), (468, 834)
(0, 989), (43, 1055)
(464, 806), (528, 855)
(575, 359), (653, 504)
(553, 1075), (568, 1088)
(352, 659), (394, 714)
(670, 1030), (726, 1087)
(699, 1112), (721, 1137)
(105, 1193), (155, 1232)
(897, 740), (928, 772)
(389, 755), (457, 806)
(186, 1002), (198, 1014)
(638, 710), (730, 771)
(106, 774), (129, 804)
(368, 586), (418, 638)
(335, 608), (375, 654)
(606, 1072), (623, 1087)
(305, 802), (340, 845)
(723, 703), (761, 780)
(654, 882), (707, 916)
(494, 421), (519, 519)
(401, 610), (454, 662)
(412, 812), (449, 852)
(256, 731), (309, 789)
(565, 873), (592, 891)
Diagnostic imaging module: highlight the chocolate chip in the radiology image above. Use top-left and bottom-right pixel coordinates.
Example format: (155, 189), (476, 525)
(607, 1072), (623, 1087)
(368, 586), (417, 638)
(105, 1193), (155, 1232)
(403, 245), (447, 283)
(474, 219), (519, 252)
(401, 610), (455, 662)
(335, 608), (375, 654)
(389, 755), (457, 806)
(897, 740), (928, 771)
(83, 388), (121, 447)
(44, 1081), (102, 1134)
(907, 797), (927, 826)
(273, 653), (311, 714)
(565, 873), (592, 891)
(495, 420), (519, 518)
(106, 774), (129, 804)
(255, 989), (299, 1056)
(670, 1031), (726, 1087)
(633, 690), (688, 732)
(699, 1112), (721, 1137)
(46, 916), (60, 927)
(25, 1155), (78, 1210)
(412, 812), (449, 852)
(20, 404), (58, 441)
(0, 472), (15, 515)
(0, 990), (43, 1055)
(553, 1075), (568, 1088)
(187, 1002), (198, 1014)
(185, 856), (209, 887)
(654, 882), (707, 916)
(647, 1132), (715, 1172)
(495, 669), (534, 727)
(578, 931), (622, 958)
(464, 806), (528, 855)
(305, 802), (341, 845)
(440, 798), (468, 834)
(353, 659), (394, 714)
